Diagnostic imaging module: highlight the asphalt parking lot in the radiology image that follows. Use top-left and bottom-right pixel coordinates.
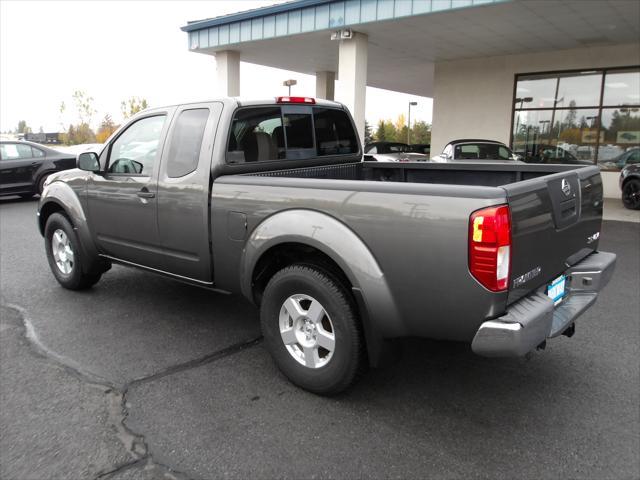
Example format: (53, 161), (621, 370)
(1, 196), (638, 480)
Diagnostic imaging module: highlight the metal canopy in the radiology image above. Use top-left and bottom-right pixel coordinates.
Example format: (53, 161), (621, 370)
(183, 0), (640, 97)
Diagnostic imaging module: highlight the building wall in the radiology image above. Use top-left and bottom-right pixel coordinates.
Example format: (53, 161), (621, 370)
(431, 42), (640, 198)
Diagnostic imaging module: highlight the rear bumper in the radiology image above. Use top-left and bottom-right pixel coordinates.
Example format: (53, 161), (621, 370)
(471, 251), (616, 357)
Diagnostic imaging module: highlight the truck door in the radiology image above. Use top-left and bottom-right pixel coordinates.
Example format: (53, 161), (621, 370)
(86, 112), (172, 268)
(156, 102), (223, 282)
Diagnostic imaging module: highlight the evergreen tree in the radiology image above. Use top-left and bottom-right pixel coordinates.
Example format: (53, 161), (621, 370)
(364, 120), (373, 145)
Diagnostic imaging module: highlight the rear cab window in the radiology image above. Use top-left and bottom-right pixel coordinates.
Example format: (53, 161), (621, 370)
(227, 105), (358, 164)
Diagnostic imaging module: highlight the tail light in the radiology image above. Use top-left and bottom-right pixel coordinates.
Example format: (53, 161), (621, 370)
(469, 205), (511, 292)
(276, 96), (316, 104)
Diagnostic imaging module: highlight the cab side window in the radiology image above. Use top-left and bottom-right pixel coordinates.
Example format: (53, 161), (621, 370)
(108, 115), (166, 175)
(166, 109), (209, 178)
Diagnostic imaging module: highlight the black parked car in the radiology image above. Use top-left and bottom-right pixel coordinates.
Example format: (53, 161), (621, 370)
(0, 141), (76, 198)
(620, 163), (640, 210)
(409, 143), (430, 155)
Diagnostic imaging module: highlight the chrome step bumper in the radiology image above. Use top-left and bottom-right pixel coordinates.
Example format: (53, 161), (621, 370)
(471, 251), (616, 357)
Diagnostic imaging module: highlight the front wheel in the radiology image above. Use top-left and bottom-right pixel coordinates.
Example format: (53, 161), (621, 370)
(44, 213), (101, 290)
(37, 173), (51, 195)
(622, 179), (640, 210)
(260, 264), (367, 395)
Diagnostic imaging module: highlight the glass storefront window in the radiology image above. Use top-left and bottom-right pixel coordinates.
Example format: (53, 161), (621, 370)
(513, 109), (599, 165)
(597, 107), (640, 169)
(603, 70), (640, 107)
(512, 67), (640, 171)
(556, 73), (602, 107)
(515, 77), (557, 109)
(513, 109), (553, 159)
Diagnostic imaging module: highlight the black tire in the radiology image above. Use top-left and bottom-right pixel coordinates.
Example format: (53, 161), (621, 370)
(622, 179), (640, 210)
(44, 212), (101, 290)
(37, 173), (51, 195)
(260, 264), (367, 395)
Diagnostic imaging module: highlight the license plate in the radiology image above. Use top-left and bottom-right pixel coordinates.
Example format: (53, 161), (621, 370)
(547, 275), (566, 305)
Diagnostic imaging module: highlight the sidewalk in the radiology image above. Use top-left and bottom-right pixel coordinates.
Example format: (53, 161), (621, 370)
(603, 198), (640, 223)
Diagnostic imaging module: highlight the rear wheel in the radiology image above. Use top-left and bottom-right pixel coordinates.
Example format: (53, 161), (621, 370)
(622, 179), (640, 210)
(44, 213), (101, 290)
(260, 264), (366, 395)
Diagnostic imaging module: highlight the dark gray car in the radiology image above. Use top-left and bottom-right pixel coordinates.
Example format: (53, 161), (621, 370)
(37, 97), (616, 394)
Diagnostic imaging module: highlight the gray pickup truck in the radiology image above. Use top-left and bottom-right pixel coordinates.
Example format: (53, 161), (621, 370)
(38, 97), (616, 394)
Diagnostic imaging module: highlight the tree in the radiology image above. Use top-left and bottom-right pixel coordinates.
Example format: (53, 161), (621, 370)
(16, 120), (31, 134)
(375, 120), (387, 142)
(410, 121), (431, 144)
(121, 97), (149, 119)
(96, 114), (118, 143)
(58, 90), (97, 145)
(564, 100), (577, 129)
(383, 120), (398, 142)
(72, 90), (96, 126)
(364, 120), (373, 145)
(64, 123), (96, 145)
(373, 117), (430, 144)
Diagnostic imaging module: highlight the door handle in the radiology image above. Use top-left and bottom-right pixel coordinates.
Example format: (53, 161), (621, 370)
(136, 190), (155, 199)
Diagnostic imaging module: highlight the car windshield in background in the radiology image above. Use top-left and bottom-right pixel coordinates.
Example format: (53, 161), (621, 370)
(454, 143), (512, 160)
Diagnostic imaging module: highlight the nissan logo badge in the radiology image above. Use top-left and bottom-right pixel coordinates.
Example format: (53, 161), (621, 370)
(561, 178), (571, 197)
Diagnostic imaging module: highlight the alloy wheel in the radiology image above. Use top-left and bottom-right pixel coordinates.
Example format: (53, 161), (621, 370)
(51, 229), (74, 274)
(279, 294), (335, 368)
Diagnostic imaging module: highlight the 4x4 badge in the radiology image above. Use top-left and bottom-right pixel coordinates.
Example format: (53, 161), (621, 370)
(561, 178), (571, 196)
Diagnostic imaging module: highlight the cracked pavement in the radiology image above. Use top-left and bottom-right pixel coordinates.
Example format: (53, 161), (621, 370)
(1, 197), (639, 479)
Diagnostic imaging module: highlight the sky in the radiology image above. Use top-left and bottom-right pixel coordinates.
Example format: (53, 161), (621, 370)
(0, 0), (433, 134)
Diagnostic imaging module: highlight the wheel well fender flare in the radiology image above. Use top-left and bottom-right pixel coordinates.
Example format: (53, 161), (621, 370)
(241, 209), (404, 348)
(39, 182), (100, 273)
(622, 173), (640, 188)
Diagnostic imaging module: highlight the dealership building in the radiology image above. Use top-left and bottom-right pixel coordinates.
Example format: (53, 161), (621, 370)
(181, 0), (640, 197)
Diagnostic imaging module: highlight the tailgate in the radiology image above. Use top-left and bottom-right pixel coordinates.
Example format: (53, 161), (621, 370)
(504, 166), (603, 304)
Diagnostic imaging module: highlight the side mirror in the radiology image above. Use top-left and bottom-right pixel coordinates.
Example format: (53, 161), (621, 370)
(77, 152), (100, 172)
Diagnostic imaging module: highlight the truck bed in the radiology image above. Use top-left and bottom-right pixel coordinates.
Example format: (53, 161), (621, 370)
(213, 160), (603, 342)
(248, 160), (585, 188)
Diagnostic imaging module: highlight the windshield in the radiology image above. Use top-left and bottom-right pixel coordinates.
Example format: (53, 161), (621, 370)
(453, 143), (513, 160)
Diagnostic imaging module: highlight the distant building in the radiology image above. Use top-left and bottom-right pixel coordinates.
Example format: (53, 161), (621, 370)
(24, 132), (61, 144)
